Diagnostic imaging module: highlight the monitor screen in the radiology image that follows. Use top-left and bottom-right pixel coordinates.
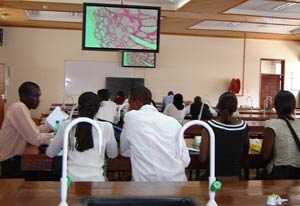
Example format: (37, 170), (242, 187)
(106, 77), (144, 99)
(82, 3), (161, 52)
(122, 51), (156, 68)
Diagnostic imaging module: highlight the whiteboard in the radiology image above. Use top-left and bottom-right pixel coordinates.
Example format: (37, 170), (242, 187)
(64, 60), (134, 96)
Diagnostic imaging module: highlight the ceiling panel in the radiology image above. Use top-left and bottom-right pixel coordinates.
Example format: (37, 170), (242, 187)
(0, 0), (300, 40)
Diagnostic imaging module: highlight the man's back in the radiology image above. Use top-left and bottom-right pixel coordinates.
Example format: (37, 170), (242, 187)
(95, 100), (119, 123)
(120, 105), (190, 182)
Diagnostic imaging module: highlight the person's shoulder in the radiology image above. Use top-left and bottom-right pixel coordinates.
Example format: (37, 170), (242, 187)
(159, 112), (181, 124)
(8, 101), (27, 113)
(95, 120), (114, 131)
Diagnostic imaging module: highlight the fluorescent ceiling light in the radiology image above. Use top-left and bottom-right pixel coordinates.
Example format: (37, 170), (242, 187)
(190, 20), (300, 35)
(290, 27), (300, 34)
(25, 10), (82, 22)
(225, 0), (300, 19)
(272, 2), (297, 11)
(21, 0), (190, 10)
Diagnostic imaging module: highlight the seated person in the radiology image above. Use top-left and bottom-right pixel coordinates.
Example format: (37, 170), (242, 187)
(95, 89), (119, 124)
(161, 91), (174, 112)
(163, 93), (190, 122)
(190, 96), (213, 120)
(199, 92), (249, 180)
(120, 86), (190, 182)
(0, 81), (53, 177)
(261, 90), (300, 179)
(46, 92), (118, 182)
(113, 90), (126, 105)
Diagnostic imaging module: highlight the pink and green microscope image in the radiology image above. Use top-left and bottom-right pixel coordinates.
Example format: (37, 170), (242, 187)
(84, 6), (159, 50)
(123, 52), (155, 67)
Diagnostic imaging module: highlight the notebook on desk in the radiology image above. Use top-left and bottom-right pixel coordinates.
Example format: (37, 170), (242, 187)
(45, 106), (69, 130)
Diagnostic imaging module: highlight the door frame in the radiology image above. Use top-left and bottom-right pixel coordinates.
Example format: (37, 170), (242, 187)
(259, 58), (285, 108)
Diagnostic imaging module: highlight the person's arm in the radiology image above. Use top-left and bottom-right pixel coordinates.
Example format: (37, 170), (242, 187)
(105, 123), (118, 158)
(10, 104), (53, 146)
(185, 104), (191, 115)
(120, 114), (131, 157)
(180, 134), (191, 167)
(199, 128), (209, 164)
(39, 123), (52, 133)
(242, 126), (250, 156)
(261, 127), (275, 163)
(45, 123), (65, 158)
(163, 104), (170, 115)
(113, 105), (120, 124)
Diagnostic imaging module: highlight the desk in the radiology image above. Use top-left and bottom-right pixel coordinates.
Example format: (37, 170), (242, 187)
(183, 120), (265, 138)
(22, 139), (265, 180)
(4, 180), (300, 205)
(239, 113), (277, 121)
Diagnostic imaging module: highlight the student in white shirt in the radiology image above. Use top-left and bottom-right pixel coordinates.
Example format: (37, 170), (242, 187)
(95, 89), (119, 124)
(120, 86), (190, 182)
(163, 93), (189, 122)
(46, 92), (118, 182)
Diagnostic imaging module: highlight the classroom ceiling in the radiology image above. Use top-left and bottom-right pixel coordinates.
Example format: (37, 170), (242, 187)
(1, 0), (300, 41)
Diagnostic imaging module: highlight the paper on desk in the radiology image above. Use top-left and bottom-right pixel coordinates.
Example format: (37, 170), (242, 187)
(188, 147), (200, 152)
(46, 106), (69, 130)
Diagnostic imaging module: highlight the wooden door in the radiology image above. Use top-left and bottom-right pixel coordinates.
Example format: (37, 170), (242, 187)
(0, 64), (5, 128)
(260, 74), (281, 109)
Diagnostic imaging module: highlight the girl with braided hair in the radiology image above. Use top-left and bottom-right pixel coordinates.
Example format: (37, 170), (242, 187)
(46, 92), (118, 182)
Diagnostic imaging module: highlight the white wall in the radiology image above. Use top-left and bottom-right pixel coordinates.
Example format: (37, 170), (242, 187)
(0, 27), (299, 117)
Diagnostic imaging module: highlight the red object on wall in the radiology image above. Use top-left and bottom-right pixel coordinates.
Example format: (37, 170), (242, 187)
(228, 78), (241, 94)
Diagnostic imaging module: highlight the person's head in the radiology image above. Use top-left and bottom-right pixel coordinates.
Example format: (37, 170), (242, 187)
(168, 91), (174, 96)
(97, 89), (110, 101)
(216, 92), (238, 124)
(173, 93), (184, 110)
(128, 86), (152, 110)
(274, 90), (296, 119)
(117, 91), (125, 97)
(18, 81), (41, 110)
(194, 96), (202, 104)
(76, 92), (100, 152)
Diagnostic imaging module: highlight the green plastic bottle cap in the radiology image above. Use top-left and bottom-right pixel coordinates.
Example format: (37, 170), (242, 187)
(211, 180), (222, 191)
(67, 176), (71, 187)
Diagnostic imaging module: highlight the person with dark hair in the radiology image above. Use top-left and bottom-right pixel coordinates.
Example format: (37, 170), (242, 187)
(95, 89), (119, 124)
(46, 92), (118, 182)
(199, 92), (249, 180)
(120, 86), (190, 182)
(0, 81), (53, 178)
(163, 93), (189, 122)
(261, 90), (300, 179)
(113, 90), (126, 105)
(161, 91), (174, 111)
(190, 96), (213, 120)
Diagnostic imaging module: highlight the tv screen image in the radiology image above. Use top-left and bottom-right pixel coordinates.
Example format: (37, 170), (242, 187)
(122, 52), (156, 68)
(106, 77), (144, 99)
(82, 3), (161, 52)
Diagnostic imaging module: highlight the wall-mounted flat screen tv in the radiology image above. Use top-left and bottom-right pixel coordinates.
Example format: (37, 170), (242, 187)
(82, 3), (161, 52)
(122, 51), (156, 68)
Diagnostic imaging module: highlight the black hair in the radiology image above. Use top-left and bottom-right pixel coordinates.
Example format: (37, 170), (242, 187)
(216, 92), (238, 124)
(168, 91), (174, 96)
(75, 92), (100, 152)
(194, 96), (202, 104)
(129, 86), (152, 105)
(274, 90), (296, 120)
(117, 91), (125, 97)
(18, 81), (40, 98)
(173, 93), (184, 110)
(97, 89), (110, 101)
